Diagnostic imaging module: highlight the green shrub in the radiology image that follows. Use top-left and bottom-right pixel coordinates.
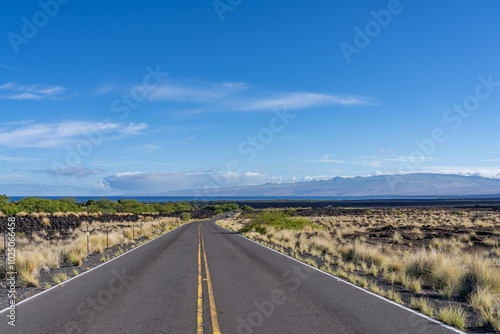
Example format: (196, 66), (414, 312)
(0, 195), (19, 215)
(252, 211), (311, 230)
(204, 203), (239, 213)
(238, 210), (316, 234)
(180, 212), (192, 221)
(241, 205), (255, 211)
(3, 196), (194, 215)
(117, 199), (146, 214)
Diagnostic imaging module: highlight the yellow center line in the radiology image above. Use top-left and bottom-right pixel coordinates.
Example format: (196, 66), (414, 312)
(201, 225), (222, 334)
(197, 224), (203, 334)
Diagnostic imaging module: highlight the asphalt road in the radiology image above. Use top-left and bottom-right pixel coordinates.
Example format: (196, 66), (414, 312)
(0, 217), (464, 334)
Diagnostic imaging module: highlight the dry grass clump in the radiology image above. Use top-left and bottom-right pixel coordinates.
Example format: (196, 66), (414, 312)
(89, 233), (107, 253)
(6, 216), (184, 287)
(459, 257), (500, 328)
(459, 257), (500, 297)
(53, 272), (69, 284)
(404, 277), (422, 293)
(218, 207), (500, 330)
(483, 237), (499, 248)
(437, 305), (466, 330)
(368, 281), (383, 295)
(366, 264), (378, 276)
(18, 267), (39, 287)
(40, 247), (61, 269)
(65, 250), (83, 266)
(469, 287), (497, 314)
(391, 231), (403, 244)
(61, 235), (87, 266)
(410, 297), (435, 317)
(124, 229), (133, 239)
(308, 234), (336, 255)
(338, 242), (388, 268)
(404, 249), (463, 295)
(481, 308), (500, 331)
(429, 238), (462, 253)
(16, 251), (44, 274)
(15, 251), (46, 287)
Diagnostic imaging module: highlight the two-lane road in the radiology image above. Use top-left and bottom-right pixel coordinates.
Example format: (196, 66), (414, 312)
(1, 218), (464, 333)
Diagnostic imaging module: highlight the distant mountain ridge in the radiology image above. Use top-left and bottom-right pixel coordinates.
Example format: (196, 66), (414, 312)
(162, 173), (500, 197)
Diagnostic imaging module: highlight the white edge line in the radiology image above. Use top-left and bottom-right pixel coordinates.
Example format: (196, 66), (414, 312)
(215, 223), (467, 334)
(0, 220), (196, 314)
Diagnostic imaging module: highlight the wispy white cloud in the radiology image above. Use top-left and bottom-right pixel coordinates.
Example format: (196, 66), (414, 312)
(351, 153), (438, 168)
(241, 92), (372, 111)
(302, 155), (344, 163)
(120, 122), (148, 135)
(0, 156), (40, 162)
(92, 160), (173, 167)
(32, 167), (106, 177)
(94, 83), (116, 95)
(0, 64), (17, 71)
(0, 82), (66, 100)
(92, 162), (120, 166)
(147, 78), (375, 112)
(386, 156), (439, 163)
(0, 119), (35, 126)
(482, 159), (500, 162)
(0, 121), (147, 148)
(126, 144), (162, 153)
(377, 148), (394, 155)
(149, 80), (247, 104)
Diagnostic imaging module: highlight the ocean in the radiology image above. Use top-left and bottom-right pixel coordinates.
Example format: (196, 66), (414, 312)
(7, 195), (443, 203)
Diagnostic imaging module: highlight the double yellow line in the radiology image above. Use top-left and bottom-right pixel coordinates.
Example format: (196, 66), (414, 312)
(197, 223), (221, 334)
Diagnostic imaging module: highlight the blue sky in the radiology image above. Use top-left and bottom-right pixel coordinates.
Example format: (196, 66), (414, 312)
(1, 0), (500, 196)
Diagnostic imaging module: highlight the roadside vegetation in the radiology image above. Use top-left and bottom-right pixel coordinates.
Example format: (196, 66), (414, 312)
(218, 208), (500, 332)
(0, 198), (244, 292)
(202, 203), (240, 214)
(0, 195), (193, 215)
(237, 210), (319, 234)
(0, 216), (185, 289)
